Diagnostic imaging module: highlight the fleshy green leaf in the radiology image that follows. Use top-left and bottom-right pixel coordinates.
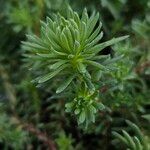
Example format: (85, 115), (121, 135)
(56, 75), (75, 93)
(85, 35), (129, 54)
(79, 111), (86, 124)
(112, 131), (128, 145)
(50, 60), (68, 70)
(122, 130), (136, 149)
(38, 64), (68, 83)
(85, 60), (107, 71)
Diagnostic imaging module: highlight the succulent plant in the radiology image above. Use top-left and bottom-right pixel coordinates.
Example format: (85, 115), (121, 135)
(22, 6), (128, 125)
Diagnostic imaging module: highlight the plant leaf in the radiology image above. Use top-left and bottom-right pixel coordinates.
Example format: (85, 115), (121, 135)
(38, 64), (68, 83)
(56, 75), (75, 93)
(85, 35), (129, 54)
(79, 111), (86, 124)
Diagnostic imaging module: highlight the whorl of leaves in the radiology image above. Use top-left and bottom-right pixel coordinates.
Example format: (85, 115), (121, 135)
(22, 6), (128, 93)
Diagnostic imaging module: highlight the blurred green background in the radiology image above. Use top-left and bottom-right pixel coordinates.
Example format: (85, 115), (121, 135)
(0, 0), (149, 149)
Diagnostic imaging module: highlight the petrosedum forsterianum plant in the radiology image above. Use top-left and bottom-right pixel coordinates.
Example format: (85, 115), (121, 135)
(22, 6), (128, 126)
(112, 120), (149, 150)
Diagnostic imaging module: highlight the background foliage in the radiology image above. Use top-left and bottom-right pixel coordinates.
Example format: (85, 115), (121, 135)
(0, 0), (149, 149)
